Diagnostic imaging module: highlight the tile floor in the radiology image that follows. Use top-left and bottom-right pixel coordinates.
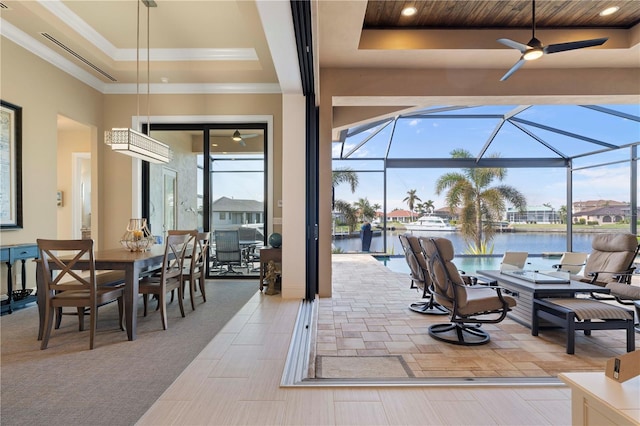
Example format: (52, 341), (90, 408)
(138, 253), (636, 425)
(316, 254), (632, 379)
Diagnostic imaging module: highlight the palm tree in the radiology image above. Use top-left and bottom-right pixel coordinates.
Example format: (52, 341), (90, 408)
(435, 148), (526, 253)
(331, 168), (359, 233)
(354, 197), (376, 222)
(403, 189), (422, 220)
(332, 168), (359, 194)
(559, 205), (568, 224)
(334, 200), (358, 232)
(424, 199), (435, 215)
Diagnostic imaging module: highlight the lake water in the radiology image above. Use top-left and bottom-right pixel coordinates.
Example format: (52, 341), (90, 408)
(333, 230), (599, 275)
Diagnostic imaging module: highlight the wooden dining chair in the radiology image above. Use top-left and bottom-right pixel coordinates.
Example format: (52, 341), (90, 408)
(138, 233), (190, 330)
(182, 232), (210, 310)
(167, 230), (210, 309)
(37, 238), (125, 350)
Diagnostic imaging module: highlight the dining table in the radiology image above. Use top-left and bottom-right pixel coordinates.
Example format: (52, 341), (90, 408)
(36, 245), (168, 341)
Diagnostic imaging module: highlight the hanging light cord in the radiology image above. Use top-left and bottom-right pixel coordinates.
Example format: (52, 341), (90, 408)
(146, 2), (151, 134)
(136, 0), (140, 127)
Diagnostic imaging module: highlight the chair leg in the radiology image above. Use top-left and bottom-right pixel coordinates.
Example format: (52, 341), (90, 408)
(159, 292), (168, 330)
(188, 278), (196, 311)
(199, 275), (206, 303)
(77, 307), (85, 331)
(117, 297), (125, 331)
(55, 307), (63, 329)
(41, 304), (55, 350)
(143, 294), (149, 317)
(89, 304), (96, 350)
(177, 285), (185, 318)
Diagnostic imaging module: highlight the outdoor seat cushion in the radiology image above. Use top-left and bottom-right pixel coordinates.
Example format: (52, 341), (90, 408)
(454, 286), (516, 316)
(577, 233), (638, 285)
(606, 282), (640, 300)
(543, 298), (634, 321)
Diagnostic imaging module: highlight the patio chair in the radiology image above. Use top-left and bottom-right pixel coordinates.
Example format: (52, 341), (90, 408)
(553, 252), (588, 274)
(214, 230), (244, 274)
(398, 233), (446, 315)
(419, 237), (517, 346)
(560, 233), (639, 304)
(499, 251), (528, 271)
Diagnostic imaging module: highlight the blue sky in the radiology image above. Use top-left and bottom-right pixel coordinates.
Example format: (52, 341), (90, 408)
(333, 104), (639, 213)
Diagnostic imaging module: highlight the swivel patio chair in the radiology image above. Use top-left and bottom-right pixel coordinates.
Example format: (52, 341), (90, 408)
(37, 238), (125, 350)
(214, 230), (244, 274)
(398, 233), (446, 315)
(419, 237), (517, 346)
(557, 233), (639, 304)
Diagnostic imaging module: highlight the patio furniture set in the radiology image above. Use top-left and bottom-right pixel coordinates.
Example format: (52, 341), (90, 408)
(400, 232), (639, 354)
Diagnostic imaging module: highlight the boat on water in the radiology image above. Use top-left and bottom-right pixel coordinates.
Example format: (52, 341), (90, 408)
(404, 215), (457, 231)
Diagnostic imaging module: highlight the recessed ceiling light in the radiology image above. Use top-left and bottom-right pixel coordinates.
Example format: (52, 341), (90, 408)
(599, 6), (619, 16)
(160, 77), (169, 83)
(211, 143), (218, 147)
(401, 6), (417, 17)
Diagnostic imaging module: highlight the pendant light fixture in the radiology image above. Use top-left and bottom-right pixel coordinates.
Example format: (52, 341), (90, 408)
(104, 0), (172, 164)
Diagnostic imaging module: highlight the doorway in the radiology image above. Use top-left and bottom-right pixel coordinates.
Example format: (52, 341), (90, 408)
(147, 122), (268, 278)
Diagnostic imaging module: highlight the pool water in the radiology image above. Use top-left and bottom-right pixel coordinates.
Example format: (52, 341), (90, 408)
(376, 254), (563, 276)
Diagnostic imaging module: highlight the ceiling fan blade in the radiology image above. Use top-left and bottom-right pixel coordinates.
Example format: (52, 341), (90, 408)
(239, 139), (246, 147)
(497, 38), (529, 53)
(544, 37), (608, 54)
(500, 59), (526, 81)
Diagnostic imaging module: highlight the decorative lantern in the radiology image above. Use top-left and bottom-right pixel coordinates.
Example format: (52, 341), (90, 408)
(120, 218), (155, 251)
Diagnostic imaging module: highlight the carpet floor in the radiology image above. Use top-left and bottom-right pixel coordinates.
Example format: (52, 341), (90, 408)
(1, 280), (257, 426)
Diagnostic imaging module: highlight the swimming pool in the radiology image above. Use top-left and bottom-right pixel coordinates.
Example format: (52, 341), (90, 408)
(375, 254), (563, 276)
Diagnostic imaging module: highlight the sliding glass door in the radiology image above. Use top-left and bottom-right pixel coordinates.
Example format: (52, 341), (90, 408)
(147, 123), (267, 278)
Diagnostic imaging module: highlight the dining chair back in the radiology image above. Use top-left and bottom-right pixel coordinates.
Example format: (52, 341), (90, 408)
(138, 233), (190, 330)
(37, 238), (125, 350)
(183, 232), (210, 309)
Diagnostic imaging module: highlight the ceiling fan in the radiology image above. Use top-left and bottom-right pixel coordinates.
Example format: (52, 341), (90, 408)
(497, 0), (608, 81)
(231, 129), (258, 146)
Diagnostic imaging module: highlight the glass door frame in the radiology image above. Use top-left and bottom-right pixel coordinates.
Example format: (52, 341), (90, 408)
(142, 122), (269, 279)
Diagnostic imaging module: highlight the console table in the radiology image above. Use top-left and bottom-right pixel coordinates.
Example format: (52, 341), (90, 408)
(1, 243), (39, 314)
(559, 372), (639, 425)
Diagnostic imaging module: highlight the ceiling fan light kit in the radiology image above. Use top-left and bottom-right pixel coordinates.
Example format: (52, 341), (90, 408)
(498, 0), (608, 81)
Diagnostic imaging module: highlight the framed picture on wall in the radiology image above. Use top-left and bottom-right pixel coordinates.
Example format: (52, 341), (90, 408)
(0, 100), (23, 229)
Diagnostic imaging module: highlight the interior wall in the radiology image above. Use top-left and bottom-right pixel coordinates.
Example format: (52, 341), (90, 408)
(0, 39), (104, 293)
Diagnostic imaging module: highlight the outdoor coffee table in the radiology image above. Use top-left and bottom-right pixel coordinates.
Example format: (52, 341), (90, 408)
(476, 269), (611, 328)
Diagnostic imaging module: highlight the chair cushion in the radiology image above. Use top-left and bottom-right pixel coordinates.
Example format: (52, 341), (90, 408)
(583, 233), (638, 284)
(456, 287), (517, 316)
(544, 298), (634, 321)
(425, 238), (469, 307)
(606, 282), (640, 300)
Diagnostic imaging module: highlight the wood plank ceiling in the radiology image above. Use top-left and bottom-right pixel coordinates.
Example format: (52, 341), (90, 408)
(364, 0), (640, 29)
